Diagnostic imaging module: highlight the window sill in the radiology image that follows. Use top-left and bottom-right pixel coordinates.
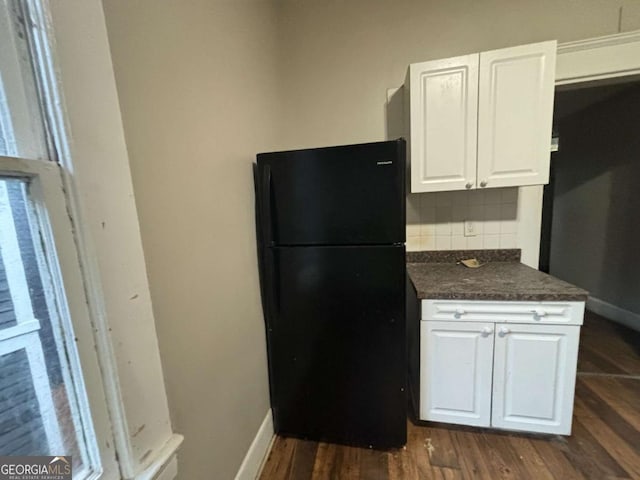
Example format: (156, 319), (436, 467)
(130, 434), (183, 480)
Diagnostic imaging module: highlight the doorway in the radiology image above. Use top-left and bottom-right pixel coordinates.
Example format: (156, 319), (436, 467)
(539, 31), (640, 382)
(539, 77), (640, 380)
(540, 80), (640, 274)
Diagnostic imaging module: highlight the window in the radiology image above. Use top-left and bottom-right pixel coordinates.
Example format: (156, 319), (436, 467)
(0, 175), (90, 471)
(0, 0), (115, 478)
(0, 0), (47, 160)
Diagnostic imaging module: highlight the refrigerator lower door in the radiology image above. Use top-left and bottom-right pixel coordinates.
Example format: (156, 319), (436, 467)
(264, 245), (406, 449)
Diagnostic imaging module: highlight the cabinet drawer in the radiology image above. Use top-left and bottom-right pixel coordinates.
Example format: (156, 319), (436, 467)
(422, 300), (584, 325)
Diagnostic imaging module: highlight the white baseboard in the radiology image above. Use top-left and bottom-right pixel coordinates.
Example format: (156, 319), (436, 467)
(587, 296), (640, 332)
(235, 410), (274, 480)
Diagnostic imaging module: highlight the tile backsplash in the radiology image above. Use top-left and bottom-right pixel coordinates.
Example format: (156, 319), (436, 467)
(406, 187), (519, 251)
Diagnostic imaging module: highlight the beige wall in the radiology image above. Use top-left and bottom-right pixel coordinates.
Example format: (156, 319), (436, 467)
(101, 1), (279, 479)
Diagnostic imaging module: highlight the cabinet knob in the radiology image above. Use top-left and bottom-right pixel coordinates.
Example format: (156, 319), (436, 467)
(498, 327), (511, 337)
(480, 180), (488, 188)
(465, 182), (473, 189)
(454, 308), (466, 319)
(481, 327), (493, 337)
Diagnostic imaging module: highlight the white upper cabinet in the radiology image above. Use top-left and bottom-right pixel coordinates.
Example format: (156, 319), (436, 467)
(406, 40), (557, 193)
(477, 41), (557, 189)
(406, 54), (479, 193)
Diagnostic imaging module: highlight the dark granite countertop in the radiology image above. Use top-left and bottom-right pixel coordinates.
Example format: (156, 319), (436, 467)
(407, 250), (588, 301)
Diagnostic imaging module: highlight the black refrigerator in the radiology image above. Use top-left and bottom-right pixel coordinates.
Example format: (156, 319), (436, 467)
(254, 139), (406, 449)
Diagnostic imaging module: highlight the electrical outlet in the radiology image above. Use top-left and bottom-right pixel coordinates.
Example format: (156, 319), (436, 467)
(464, 220), (477, 237)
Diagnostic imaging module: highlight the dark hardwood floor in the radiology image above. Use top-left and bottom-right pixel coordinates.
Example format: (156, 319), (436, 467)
(259, 311), (640, 479)
(578, 311), (640, 376)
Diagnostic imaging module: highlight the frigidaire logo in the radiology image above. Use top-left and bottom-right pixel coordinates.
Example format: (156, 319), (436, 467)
(376, 160), (393, 165)
(0, 456), (71, 480)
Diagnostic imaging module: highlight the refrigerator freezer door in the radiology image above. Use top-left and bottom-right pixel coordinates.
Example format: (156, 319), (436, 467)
(257, 140), (405, 246)
(264, 245), (406, 448)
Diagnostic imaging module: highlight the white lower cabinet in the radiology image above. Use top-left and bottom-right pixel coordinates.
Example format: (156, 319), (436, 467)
(419, 300), (584, 435)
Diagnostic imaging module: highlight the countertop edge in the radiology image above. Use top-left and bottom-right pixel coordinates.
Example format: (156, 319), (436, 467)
(406, 259), (589, 302)
(411, 291), (589, 302)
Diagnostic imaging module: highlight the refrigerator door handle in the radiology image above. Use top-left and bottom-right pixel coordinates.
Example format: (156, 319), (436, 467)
(261, 164), (274, 246)
(267, 248), (280, 314)
(260, 165), (280, 315)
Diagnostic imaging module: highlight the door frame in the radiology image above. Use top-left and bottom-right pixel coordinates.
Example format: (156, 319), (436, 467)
(556, 30), (640, 86)
(519, 29), (640, 268)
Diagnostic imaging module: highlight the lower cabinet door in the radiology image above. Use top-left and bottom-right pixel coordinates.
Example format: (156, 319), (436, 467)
(492, 323), (580, 434)
(420, 321), (494, 426)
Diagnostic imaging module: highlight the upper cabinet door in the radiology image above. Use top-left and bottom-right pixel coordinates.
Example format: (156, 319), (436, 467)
(407, 54), (479, 193)
(477, 41), (556, 189)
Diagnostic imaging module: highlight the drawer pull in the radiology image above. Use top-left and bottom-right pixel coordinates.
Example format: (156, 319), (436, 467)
(481, 327), (493, 337)
(498, 327), (511, 337)
(454, 308), (466, 319)
(532, 309), (547, 320)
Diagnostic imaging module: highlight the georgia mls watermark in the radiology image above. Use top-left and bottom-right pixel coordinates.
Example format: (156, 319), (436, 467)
(0, 456), (71, 480)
